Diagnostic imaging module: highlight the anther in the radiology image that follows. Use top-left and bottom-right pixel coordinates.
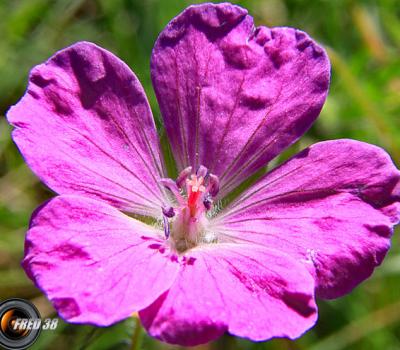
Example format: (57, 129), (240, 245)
(176, 166), (192, 189)
(162, 206), (175, 218)
(196, 165), (208, 178)
(203, 196), (213, 211)
(208, 174), (220, 197)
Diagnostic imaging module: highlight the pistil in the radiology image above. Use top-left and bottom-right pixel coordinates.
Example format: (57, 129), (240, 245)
(186, 174), (206, 217)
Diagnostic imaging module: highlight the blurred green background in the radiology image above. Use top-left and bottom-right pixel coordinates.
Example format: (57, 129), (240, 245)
(0, 0), (399, 349)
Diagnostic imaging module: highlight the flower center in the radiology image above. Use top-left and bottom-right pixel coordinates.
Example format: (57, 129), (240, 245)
(160, 165), (219, 252)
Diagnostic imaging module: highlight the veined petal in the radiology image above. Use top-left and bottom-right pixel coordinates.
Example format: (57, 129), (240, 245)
(23, 195), (179, 325)
(7, 42), (167, 217)
(151, 3), (330, 197)
(213, 139), (400, 299)
(139, 244), (317, 346)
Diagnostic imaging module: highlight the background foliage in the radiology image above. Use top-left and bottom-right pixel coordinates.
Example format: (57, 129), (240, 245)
(0, 0), (399, 349)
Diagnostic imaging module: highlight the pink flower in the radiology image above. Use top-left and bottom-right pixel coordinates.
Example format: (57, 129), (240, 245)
(7, 3), (400, 346)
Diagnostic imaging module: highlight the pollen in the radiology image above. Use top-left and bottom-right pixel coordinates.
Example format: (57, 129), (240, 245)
(186, 175), (206, 217)
(187, 175), (206, 193)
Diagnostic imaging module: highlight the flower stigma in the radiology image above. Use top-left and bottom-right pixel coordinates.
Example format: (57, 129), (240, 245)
(161, 166), (219, 252)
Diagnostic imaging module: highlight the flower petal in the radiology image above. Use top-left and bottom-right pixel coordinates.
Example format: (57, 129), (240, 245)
(213, 139), (400, 299)
(7, 42), (167, 217)
(151, 3), (330, 197)
(139, 244), (317, 346)
(23, 195), (179, 326)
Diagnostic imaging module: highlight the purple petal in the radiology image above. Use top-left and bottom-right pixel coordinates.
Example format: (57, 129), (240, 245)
(151, 3), (330, 197)
(7, 42), (167, 217)
(139, 244), (317, 346)
(23, 195), (179, 325)
(213, 139), (400, 299)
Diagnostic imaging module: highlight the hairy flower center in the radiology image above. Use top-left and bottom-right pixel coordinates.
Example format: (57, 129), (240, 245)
(160, 165), (219, 252)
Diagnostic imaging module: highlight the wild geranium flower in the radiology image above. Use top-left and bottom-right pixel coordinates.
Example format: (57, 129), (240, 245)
(7, 2), (400, 346)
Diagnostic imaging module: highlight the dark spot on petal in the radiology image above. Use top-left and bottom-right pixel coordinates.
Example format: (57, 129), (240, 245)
(253, 26), (271, 46)
(148, 243), (162, 250)
(192, 3), (247, 29)
(241, 90), (271, 110)
(46, 90), (73, 115)
(53, 243), (90, 261)
(30, 72), (55, 88)
(68, 46), (114, 109)
(296, 37), (311, 51)
(312, 71), (330, 93)
(140, 236), (152, 241)
(294, 147), (311, 159)
(312, 44), (324, 57)
(170, 254), (179, 263)
(27, 89), (40, 99)
(52, 297), (81, 319)
(295, 30), (307, 42)
(282, 291), (315, 317)
(160, 3), (248, 45)
(265, 46), (284, 69)
(148, 243), (167, 254)
(221, 43), (258, 69)
(31, 260), (55, 270)
(160, 18), (187, 43)
(364, 224), (392, 238)
(295, 30), (312, 51)
(185, 256), (196, 265)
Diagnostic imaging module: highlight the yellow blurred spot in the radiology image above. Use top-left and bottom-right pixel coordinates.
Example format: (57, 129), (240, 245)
(352, 5), (388, 63)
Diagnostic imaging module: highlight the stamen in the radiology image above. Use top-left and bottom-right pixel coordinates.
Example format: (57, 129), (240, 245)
(159, 178), (185, 205)
(162, 206), (175, 218)
(203, 195), (213, 210)
(176, 166), (192, 189)
(160, 165), (220, 250)
(189, 176), (206, 193)
(196, 165), (208, 178)
(163, 215), (170, 239)
(208, 174), (220, 197)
